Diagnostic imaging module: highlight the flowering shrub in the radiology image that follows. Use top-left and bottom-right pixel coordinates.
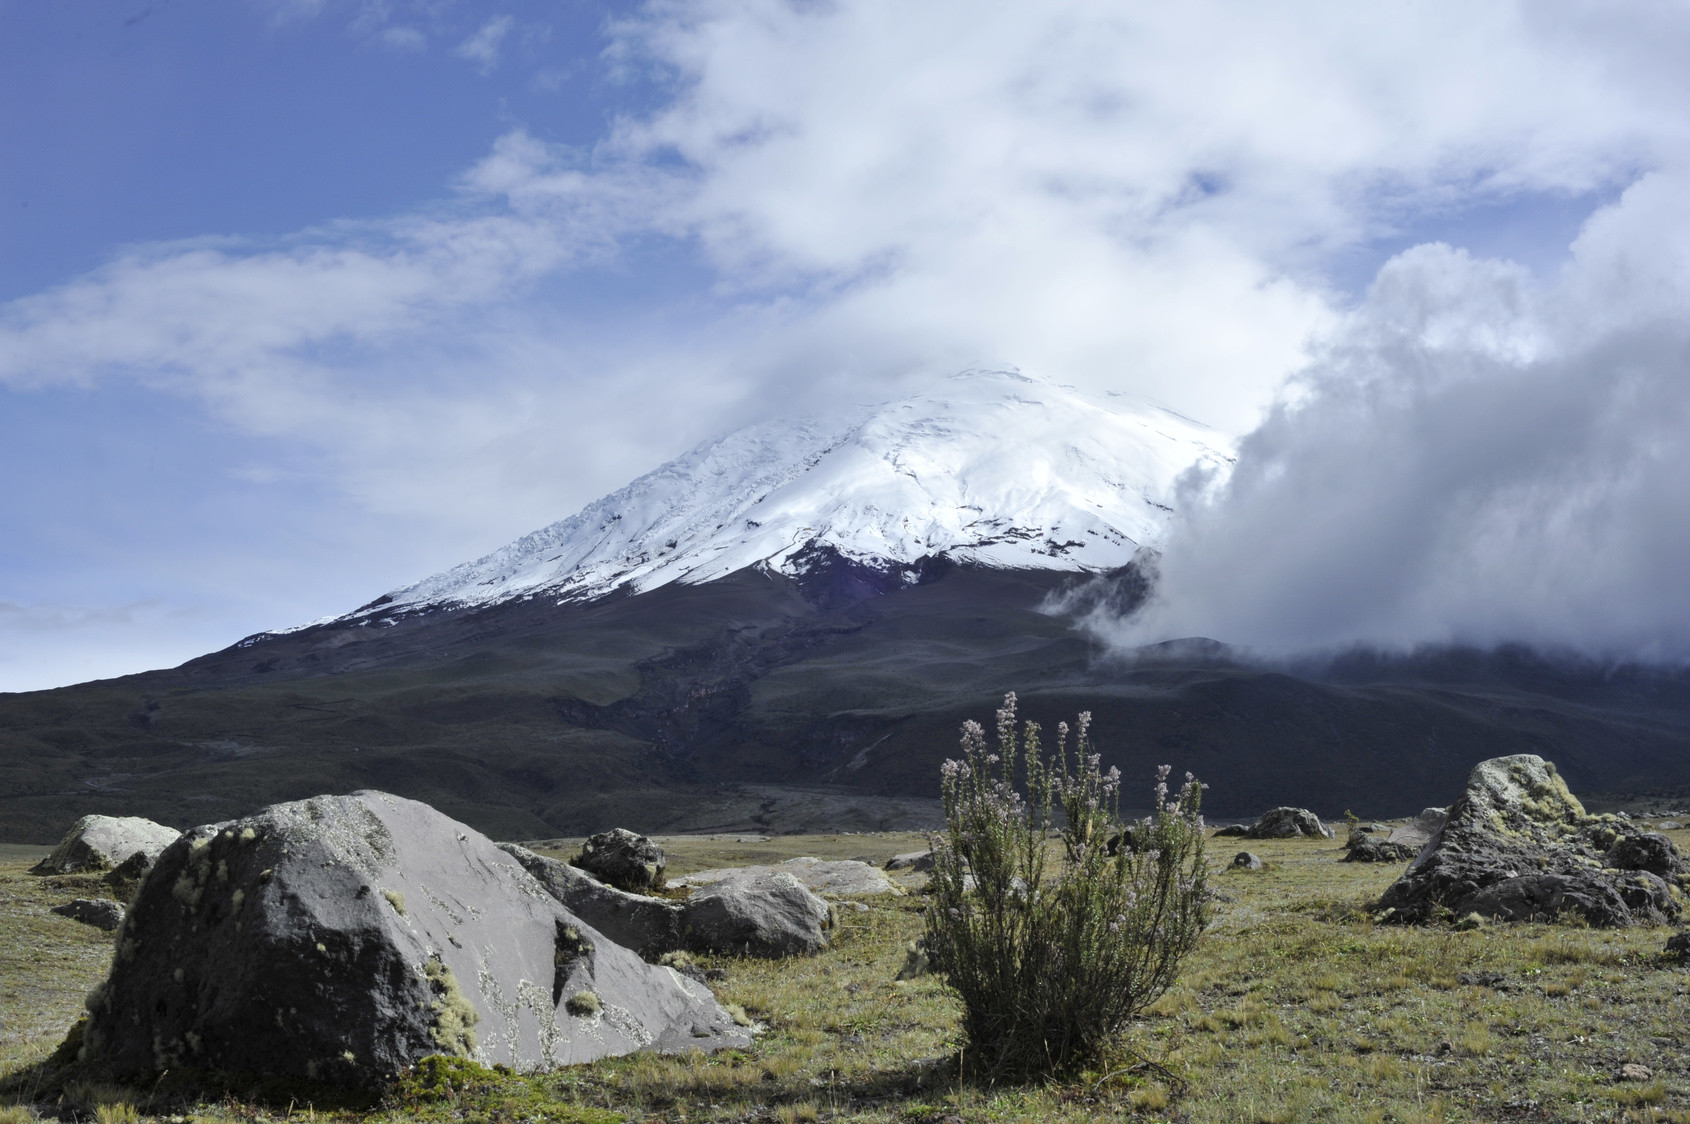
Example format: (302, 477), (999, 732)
(924, 692), (1209, 1080)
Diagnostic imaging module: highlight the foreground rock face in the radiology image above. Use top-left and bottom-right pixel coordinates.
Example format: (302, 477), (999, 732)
(31, 815), (179, 876)
(574, 829), (666, 893)
(1376, 756), (1685, 927)
(673, 857), (898, 896)
(81, 792), (748, 1085)
(500, 844), (684, 958)
(683, 872), (833, 958)
(1244, 807), (1333, 840)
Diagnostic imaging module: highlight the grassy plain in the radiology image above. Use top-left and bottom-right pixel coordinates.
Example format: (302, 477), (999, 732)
(4, 828), (1690, 1122)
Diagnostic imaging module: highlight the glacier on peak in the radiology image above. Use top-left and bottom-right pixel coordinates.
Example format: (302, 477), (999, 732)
(339, 369), (1234, 619)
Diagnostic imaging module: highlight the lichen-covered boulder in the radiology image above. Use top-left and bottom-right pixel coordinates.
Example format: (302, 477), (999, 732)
(31, 815), (179, 876)
(1245, 807), (1332, 839)
(1375, 756), (1684, 927)
(78, 792), (749, 1086)
(573, 829), (666, 893)
(682, 872), (833, 958)
(500, 844), (685, 959)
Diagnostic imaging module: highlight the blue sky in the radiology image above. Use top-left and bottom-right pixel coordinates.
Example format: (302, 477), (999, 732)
(4, 0), (1690, 689)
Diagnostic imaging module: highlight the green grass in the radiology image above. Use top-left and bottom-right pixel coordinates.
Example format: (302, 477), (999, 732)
(5, 830), (1690, 1121)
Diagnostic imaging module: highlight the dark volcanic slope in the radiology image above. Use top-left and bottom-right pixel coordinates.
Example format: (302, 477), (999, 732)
(5, 564), (1690, 842)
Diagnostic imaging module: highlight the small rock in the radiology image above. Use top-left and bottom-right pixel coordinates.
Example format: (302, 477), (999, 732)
(1231, 851), (1263, 870)
(885, 850), (934, 872)
(1212, 824), (1249, 837)
(1457, 970), (1506, 988)
(1664, 930), (1690, 957)
(51, 898), (125, 931)
(682, 871), (833, 958)
(501, 843), (685, 958)
(573, 828), (667, 893)
(31, 815), (180, 876)
(1385, 808), (1447, 851)
(1619, 1063), (1654, 1082)
(674, 857), (898, 896)
(1245, 808), (1330, 840)
(1607, 833), (1682, 879)
(1655, 820), (1682, 830)
(1342, 836), (1420, 864)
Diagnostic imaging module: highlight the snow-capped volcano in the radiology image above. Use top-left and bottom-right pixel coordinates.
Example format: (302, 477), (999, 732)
(348, 370), (1233, 618)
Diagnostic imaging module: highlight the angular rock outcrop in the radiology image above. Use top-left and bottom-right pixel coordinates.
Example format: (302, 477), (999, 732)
(673, 857), (897, 896)
(1375, 756), (1685, 927)
(31, 815), (179, 876)
(682, 872), (833, 958)
(573, 829), (666, 893)
(1244, 807), (1332, 840)
(500, 844), (685, 959)
(51, 898), (125, 931)
(78, 792), (748, 1086)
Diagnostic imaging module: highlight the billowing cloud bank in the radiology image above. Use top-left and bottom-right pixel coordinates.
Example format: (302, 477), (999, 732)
(1118, 172), (1690, 661)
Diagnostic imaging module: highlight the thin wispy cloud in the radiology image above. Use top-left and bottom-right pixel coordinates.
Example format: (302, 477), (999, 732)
(456, 15), (516, 74)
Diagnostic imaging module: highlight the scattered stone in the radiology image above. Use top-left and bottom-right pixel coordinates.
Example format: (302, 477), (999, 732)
(30, 815), (180, 876)
(77, 791), (749, 1086)
(1231, 851), (1263, 870)
(1342, 836), (1419, 863)
(681, 871), (833, 958)
(1619, 1064), (1654, 1082)
(673, 857), (898, 896)
(572, 828), (667, 893)
(1375, 755), (1685, 927)
(885, 850), (934, 873)
(1457, 970), (1507, 989)
(500, 843), (684, 959)
(1245, 807), (1332, 839)
(1608, 833), (1679, 878)
(1385, 808), (1447, 851)
(51, 898), (125, 931)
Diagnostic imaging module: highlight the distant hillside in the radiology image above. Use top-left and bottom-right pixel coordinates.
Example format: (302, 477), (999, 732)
(6, 561), (1690, 842)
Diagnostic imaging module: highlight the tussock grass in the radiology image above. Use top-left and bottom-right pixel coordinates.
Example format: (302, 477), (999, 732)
(5, 827), (1690, 1121)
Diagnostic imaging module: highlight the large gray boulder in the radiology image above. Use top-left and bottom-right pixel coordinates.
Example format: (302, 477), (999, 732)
(573, 829), (666, 893)
(31, 815), (179, 876)
(1245, 807), (1332, 839)
(673, 857), (898, 896)
(78, 792), (749, 1086)
(1376, 756), (1684, 927)
(499, 844), (685, 959)
(683, 872), (833, 958)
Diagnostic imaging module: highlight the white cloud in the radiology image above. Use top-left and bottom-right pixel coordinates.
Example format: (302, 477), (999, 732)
(11, 0), (1690, 683)
(456, 14), (515, 74)
(1111, 170), (1690, 660)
